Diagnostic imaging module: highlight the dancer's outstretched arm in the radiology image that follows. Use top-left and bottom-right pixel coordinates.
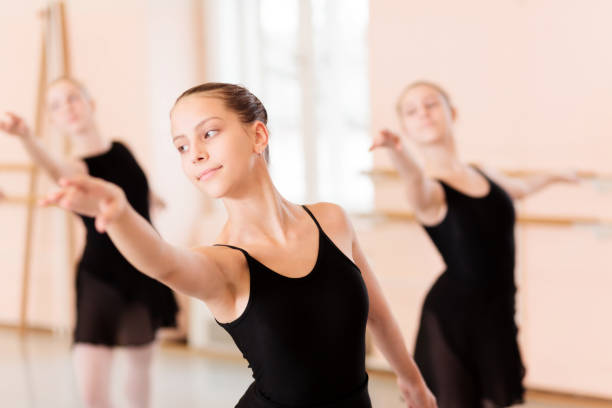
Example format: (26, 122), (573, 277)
(41, 174), (228, 301)
(481, 166), (579, 199)
(0, 112), (86, 182)
(370, 129), (445, 224)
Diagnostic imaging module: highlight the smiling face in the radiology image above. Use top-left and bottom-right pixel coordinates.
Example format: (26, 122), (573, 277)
(397, 83), (455, 145)
(46, 79), (96, 136)
(170, 94), (268, 198)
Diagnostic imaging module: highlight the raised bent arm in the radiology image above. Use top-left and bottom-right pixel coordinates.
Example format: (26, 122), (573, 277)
(370, 129), (444, 221)
(0, 112), (86, 182)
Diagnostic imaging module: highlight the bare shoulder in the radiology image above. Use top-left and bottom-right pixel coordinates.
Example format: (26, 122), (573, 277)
(473, 164), (527, 200)
(304, 202), (355, 257)
(474, 164), (503, 181)
(305, 202), (353, 233)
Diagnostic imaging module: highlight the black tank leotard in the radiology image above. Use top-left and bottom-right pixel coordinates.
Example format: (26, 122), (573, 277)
(74, 141), (178, 346)
(414, 168), (525, 407)
(216, 205), (371, 408)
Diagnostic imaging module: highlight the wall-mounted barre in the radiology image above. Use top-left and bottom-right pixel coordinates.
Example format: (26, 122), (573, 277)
(0, 163), (34, 172)
(352, 210), (612, 227)
(0, 195), (41, 205)
(362, 167), (612, 181)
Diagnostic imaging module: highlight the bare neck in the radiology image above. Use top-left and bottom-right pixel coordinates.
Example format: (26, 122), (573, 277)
(419, 134), (469, 178)
(70, 124), (112, 158)
(220, 164), (300, 246)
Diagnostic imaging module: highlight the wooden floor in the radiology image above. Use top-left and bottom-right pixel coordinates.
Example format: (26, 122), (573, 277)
(1, 329), (610, 408)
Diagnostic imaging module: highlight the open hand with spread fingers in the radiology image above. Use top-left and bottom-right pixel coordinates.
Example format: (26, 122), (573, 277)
(369, 129), (402, 152)
(40, 175), (127, 233)
(0, 112), (32, 139)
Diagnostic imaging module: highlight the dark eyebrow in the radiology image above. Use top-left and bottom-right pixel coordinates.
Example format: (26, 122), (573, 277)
(194, 116), (222, 132)
(172, 116), (222, 141)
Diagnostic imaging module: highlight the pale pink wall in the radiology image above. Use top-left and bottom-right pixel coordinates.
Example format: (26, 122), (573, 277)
(370, 0), (612, 174)
(519, 226), (612, 397)
(369, 0), (612, 398)
(369, 0), (526, 169)
(66, 0), (151, 168)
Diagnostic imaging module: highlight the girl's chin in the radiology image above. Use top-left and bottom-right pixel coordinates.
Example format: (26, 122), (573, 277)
(65, 123), (88, 133)
(194, 183), (227, 199)
(415, 132), (443, 145)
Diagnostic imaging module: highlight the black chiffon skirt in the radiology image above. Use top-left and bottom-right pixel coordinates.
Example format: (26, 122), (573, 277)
(74, 268), (178, 347)
(414, 272), (525, 408)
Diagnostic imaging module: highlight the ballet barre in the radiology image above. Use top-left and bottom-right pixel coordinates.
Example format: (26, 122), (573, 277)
(0, 163), (34, 172)
(352, 210), (612, 227)
(362, 168), (612, 181)
(0, 194), (43, 205)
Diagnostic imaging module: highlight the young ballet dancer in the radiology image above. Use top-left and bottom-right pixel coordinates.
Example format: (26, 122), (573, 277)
(0, 78), (178, 408)
(40, 82), (437, 408)
(370, 80), (578, 408)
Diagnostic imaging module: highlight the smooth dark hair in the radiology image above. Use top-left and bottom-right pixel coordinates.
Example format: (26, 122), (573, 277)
(396, 80), (452, 116)
(176, 82), (270, 163)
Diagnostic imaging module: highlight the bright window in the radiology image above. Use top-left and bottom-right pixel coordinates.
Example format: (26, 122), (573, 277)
(204, 0), (372, 210)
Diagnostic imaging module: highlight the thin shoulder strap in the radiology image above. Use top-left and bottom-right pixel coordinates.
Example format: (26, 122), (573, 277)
(471, 164), (487, 178)
(437, 179), (452, 195)
(213, 243), (250, 258)
(301, 205), (323, 232)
